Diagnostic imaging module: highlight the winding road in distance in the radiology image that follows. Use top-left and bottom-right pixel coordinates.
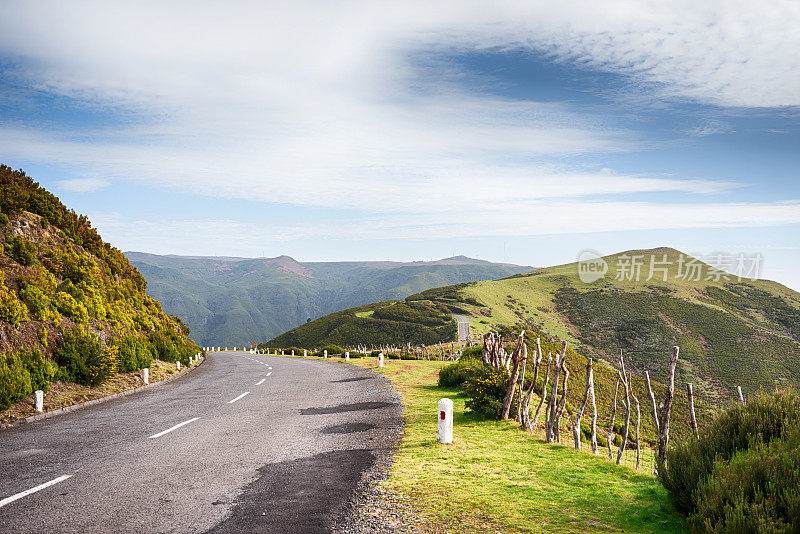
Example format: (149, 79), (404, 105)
(0, 352), (402, 533)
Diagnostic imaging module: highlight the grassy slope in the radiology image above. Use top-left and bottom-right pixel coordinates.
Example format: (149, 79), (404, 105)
(427, 247), (800, 400)
(318, 355), (685, 533)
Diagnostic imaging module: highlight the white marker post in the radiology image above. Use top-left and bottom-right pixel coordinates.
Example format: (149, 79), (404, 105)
(438, 398), (454, 444)
(34, 390), (44, 413)
(324, 350), (327, 359)
(345, 351), (350, 361)
(378, 352), (384, 367)
(303, 349), (307, 357)
(176, 361), (181, 371)
(143, 368), (149, 385)
(291, 350), (294, 356)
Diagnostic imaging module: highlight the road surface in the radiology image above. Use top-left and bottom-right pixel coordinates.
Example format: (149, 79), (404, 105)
(0, 352), (402, 533)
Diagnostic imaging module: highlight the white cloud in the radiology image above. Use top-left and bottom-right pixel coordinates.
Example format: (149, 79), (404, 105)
(55, 177), (109, 193)
(0, 1), (797, 248)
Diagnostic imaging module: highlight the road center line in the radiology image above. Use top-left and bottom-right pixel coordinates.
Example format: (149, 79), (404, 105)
(148, 417), (200, 439)
(256, 378), (266, 385)
(228, 392), (250, 404)
(0, 475), (72, 509)
(266, 371), (272, 377)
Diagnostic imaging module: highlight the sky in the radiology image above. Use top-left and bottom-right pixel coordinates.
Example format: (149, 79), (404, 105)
(1, 1), (799, 289)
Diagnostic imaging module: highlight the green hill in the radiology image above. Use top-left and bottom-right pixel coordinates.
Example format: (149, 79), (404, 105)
(126, 252), (530, 346)
(265, 299), (457, 348)
(414, 247), (800, 401)
(0, 165), (200, 410)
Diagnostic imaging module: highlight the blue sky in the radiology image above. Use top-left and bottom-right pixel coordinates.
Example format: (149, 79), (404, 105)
(1, 2), (799, 289)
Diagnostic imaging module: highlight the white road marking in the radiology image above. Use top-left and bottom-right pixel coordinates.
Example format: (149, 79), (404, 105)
(228, 392), (250, 404)
(148, 417), (200, 439)
(266, 371), (272, 377)
(256, 378), (266, 385)
(0, 475), (72, 508)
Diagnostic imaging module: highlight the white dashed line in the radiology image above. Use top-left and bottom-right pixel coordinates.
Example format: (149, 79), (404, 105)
(256, 378), (266, 385)
(266, 371), (272, 377)
(148, 417), (200, 439)
(0, 475), (72, 509)
(227, 392), (250, 404)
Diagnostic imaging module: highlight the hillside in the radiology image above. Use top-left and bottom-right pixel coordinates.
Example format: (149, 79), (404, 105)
(413, 247), (800, 401)
(265, 299), (457, 348)
(126, 252), (530, 346)
(0, 165), (200, 410)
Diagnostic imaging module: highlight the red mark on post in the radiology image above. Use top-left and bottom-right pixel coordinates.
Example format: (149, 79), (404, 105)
(440, 410), (446, 420)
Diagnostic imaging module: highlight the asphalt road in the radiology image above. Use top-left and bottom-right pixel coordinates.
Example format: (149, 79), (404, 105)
(0, 352), (402, 533)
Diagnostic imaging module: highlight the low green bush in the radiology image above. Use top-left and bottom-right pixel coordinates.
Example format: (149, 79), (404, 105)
(660, 390), (800, 531)
(386, 352), (401, 360)
(320, 344), (345, 355)
(463, 365), (514, 419)
(438, 359), (484, 387)
(6, 235), (38, 266)
(0, 348), (60, 409)
(113, 335), (153, 372)
(689, 425), (800, 533)
(55, 329), (117, 386)
(399, 352), (417, 360)
(0, 211), (9, 226)
(460, 346), (483, 361)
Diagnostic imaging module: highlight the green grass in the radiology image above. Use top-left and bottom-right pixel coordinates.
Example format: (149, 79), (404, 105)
(340, 356), (686, 533)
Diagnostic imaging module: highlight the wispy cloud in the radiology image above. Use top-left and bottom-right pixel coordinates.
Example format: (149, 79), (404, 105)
(56, 177), (109, 193)
(0, 1), (797, 249)
(687, 120), (733, 137)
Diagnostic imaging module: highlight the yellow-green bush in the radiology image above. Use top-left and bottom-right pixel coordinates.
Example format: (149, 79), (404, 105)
(113, 334), (153, 372)
(54, 291), (89, 323)
(55, 329), (117, 386)
(0, 349), (58, 410)
(0, 275), (28, 325)
(6, 235), (38, 266)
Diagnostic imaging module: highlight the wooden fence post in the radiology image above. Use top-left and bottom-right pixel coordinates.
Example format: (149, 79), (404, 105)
(516, 345), (527, 423)
(573, 358), (594, 450)
(545, 342), (567, 443)
(553, 356), (570, 443)
(616, 371), (632, 465)
(655, 346), (680, 476)
(632, 392), (641, 470)
(608, 377), (619, 460)
(531, 354), (552, 429)
(501, 332), (525, 420)
(687, 383), (699, 439)
(645, 371), (659, 435)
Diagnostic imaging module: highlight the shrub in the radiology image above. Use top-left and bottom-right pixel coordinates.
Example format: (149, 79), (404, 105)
(40, 217), (49, 229)
(55, 329), (117, 386)
(438, 358), (484, 388)
(386, 352), (401, 360)
(113, 335), (153, 372)
(20, 348), (58, 392)
(460, 346), (483, 361)
(0, 281), (29, 325)
(660, 390), (800, 527)
(0, 211), (8, 226)
(320, 344), (345, 355)
(0, 352), (31, 410)
(6, 235), (38, 266)
(148, 329), (198, 364)
(463, 365), (514, 419)
(54, 291), (88, 323)
(399, 352), (417, 360)
(688, 425), (800, 533)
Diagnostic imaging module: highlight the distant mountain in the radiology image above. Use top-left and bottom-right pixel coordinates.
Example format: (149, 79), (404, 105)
(126, 252), (531, 346)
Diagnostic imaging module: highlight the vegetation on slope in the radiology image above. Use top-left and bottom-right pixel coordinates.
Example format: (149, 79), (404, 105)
(264, 299), (457, 348)
(127, 252), (530, 346)
(411, 247), (800, 402)
(0, 166), (200, 410)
